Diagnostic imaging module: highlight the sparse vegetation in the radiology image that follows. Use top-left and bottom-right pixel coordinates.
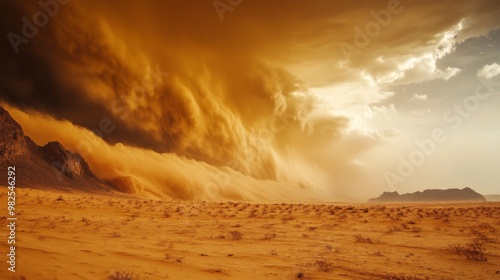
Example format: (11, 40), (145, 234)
(107, 271), (138, 280)
(164, 253), (184, 263)
(450, 239), (487, 261)
(373, 250), (383, 256)
(315, 258), (334, 272)
(354, 234), (373, 243)
(163, 210), (172, 218)
(6, 187), (500, 279)
(229, 230), (242, 240)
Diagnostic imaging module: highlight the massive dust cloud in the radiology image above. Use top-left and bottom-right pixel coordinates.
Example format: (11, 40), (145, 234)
(2, 1), (499, 201)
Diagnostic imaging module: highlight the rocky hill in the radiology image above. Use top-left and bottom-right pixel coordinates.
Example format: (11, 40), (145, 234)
(0, 105), (112, 191)
(368, 187), (486, 203)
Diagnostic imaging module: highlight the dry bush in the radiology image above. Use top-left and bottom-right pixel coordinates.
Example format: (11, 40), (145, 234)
(354, 234), (373, 243)
(373, 250), (383, 256)
(164, 253), (183, 263)
(470, 228), (497, 242)
(229, 230), (242, 240)
(315, 258), (334, 272)
(450, 239), (487, 261)
(386, 226), (401, 233)
(281, 216), (295, 224)
(107, 271), (138, 280)
(163, 210), (172, 218)
(247, 210), (258, 218)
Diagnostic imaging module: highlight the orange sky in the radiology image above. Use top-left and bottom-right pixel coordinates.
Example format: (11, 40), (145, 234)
(1, 1), (500, 201)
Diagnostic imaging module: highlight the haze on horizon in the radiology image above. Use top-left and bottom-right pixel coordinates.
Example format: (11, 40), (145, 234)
(0, 0), (499, 202)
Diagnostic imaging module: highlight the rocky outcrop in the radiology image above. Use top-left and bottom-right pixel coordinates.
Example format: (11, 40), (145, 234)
(0, 106), (29, 159)
(41, 141), (96, 179)
(368, 187), (486, 203)
(0, 105), (111, 191)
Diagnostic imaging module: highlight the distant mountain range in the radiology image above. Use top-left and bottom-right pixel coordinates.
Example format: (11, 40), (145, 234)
(0, 105), (113, 191)
(368, 187), (487, 203)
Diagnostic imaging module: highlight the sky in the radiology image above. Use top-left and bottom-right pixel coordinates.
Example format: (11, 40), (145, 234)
(0, 0), (499, 201)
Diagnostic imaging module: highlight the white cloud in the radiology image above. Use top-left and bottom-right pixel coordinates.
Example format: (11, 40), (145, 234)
(360, 22), (465, 87)
(477, 63), (500, 79)
(410, 94), (428, 101)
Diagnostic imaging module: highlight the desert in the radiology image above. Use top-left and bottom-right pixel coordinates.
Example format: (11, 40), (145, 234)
(1, 187), (499, 280)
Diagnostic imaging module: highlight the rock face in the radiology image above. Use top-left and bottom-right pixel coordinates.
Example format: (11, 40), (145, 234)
(0, 105), (111, 191)
(368, 187), (486, 203)
(0, 106), (29, 159)
(41, 141), (95, 179)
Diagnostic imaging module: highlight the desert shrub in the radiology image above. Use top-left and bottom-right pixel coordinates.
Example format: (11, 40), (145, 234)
(280, 216), (295, 224)
(315, 258), (334, 272)
(229, 230), (242, 240)
(354, 234), (373, 243)
(373, 250), (383, 256)
(450, 239), (487, 261)
(163, 210), (172, 218)
(387, 226), (401, 233)
(247, 210), (258, 218)
(164, 253), (183, 263)
(107, 271), (138, 280)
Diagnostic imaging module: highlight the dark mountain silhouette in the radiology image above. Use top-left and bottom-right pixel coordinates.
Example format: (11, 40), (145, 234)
(368, 187), (486, 203)
(0, 105), (113, 191)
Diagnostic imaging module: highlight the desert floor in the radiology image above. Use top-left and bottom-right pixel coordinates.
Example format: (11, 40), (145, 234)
(0, 188), (499, 280)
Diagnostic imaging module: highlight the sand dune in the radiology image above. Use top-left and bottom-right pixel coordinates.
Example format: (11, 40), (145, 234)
(1, 187), (499, 280)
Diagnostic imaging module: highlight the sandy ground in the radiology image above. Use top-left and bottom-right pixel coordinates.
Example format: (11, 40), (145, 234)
(0, 187), (499, 280)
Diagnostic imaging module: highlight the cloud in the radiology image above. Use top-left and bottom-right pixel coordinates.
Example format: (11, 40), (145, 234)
(4, 103), (329, 202)
(410, 94), (428, 102)
(1, 1), (499, 201)
(477, 63), (500, 79)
